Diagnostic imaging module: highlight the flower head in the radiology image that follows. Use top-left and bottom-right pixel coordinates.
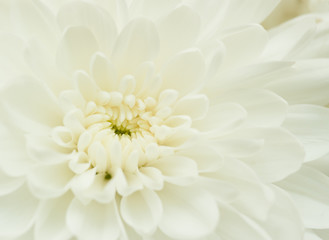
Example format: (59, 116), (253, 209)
(1, 0), (329, 240)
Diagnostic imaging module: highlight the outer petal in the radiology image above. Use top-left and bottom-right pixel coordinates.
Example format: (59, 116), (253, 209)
(277, 166), (329, 229)
(120, 189), (162, 234)
(259, 186), (304, 240)
(238, 127), (305, 182)
(216, 89), (288, 127)
(35, 193), (73, 240)
(0, 169), (24, 196)
(283, 105), (329, 162)
(220, 24), (269, 70)
(158, 184), (219, 239)
(111, 18), (159, 76)
(217, 204), (272, 240)
(265, 59), (329, 106)
(66, 199), (120, 240)
(57, 1), (117, 55)
(157, 5), (200, 61)
(1, 76), (63, 127)
(160, 49), (206, 96)
(0, 185), (39, 238)
(28, 161), (74, 198)
(57, 26), (99, 75)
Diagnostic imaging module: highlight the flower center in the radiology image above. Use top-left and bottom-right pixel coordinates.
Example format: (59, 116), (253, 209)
(53, 88), (181, 182)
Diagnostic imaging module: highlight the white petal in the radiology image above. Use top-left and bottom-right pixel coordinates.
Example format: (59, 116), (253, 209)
(0, 185), (39, 237)
(35, 193), (73, 240)
(74, 71), (99, 102)
(66, 199), (120, 240)
(138, 167), (164, 190)
(277, 166), (329, 229)
(216, 89), (288, 127)
(0, 169), (24, 196)
(217, 204), (272, 240)
(57, 1), (117, 55)
(57, 26), (99, 75)
(239, 127), (305, 182)
(91, 52), (118, 92)
(177, 144), (223, 172)
(24, 39), (70, 95)
(283, 105), (329, 162)
(158, 185), (219, 239)
(173, 94), (209, 120)
(193, 103), (247, 136)
(161, 49), (206, 96)
(264, 15), (316, 60)
(111, 18), (159, 76)
(220, 0), (280, 26)
(121, 189), (162, 234)
(220, 24), (268, 69)
(260, 186), (304, 240)
(157, 5), (200, 61)
(28, 161), (74, 198)
(196, 177), (238, 203)
(1, 76), (63, 127)
(11, 0), (57, 48)
(231, 178), (275, 221)
(149, 155), (198, 185)
(266, 59), (329, 105)
(0, 124), (34, 177)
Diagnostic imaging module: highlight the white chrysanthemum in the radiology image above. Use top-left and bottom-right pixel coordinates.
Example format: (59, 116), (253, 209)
(1, 0), (329, 240)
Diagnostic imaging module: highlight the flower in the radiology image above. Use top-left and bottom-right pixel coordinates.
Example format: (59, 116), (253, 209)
(1, 0), (329, 240)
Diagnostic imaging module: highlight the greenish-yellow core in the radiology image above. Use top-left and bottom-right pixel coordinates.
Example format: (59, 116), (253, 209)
(111, 124), (132, 137)
(104, 172), (112, 180)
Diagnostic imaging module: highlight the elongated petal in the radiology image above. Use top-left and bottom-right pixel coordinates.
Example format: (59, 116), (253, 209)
(35, 193), (73, 240)
(161, 49), (205, 96)
(1, 76), (63, 127)
(283, 105), (329, 162)
(159, 185), (218, 239)
(0, 185), (39, 237)
(66, 199), (120, 240)
(28, 161), (74, 198)
(121, 189), (162, 234)
(112, 18), (159, 75)
(57, 26), (99, 75)
(57, 1), (117, 55)
(277, 166), (329, 229)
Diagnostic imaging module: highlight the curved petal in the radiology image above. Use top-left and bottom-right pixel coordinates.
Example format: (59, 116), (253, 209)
(57, 26), (99, 75)
(217, 204), (272, 240)
(120, 189), (162, 234)
(283, 105), (329, 162)
(57, 1), (117, 55)
(158, 184), (219, 239)
(160, 49), (206, 96)
(1, 76), (63, 127)
(66, 199), (120, 240)
(259, 186), (304, 240)
(111, 18), (159, 76)
(265, 59), (329, 106)
(277, 166), (329, 229)
(28, 161), (74, 198)
(0, 169), (24, 196)
(216, 89), (288, 127)
(173, 94), (209, 121)
(239, 127), (305, 182)
(35, 193), (73, 240)
(90, 52), (118, 92)
(157, 5), (200, 61)
(149, 155), (198, 185)
(220, 24), (268, 69)
(0, 185), (39, 238)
